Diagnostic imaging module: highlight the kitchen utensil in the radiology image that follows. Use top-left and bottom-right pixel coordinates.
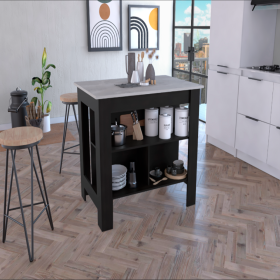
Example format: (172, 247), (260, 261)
(138, 53), (140, 62)
(112, 164), (127, 178)
(111, 120), (127, 147)
(149, 177), (156, 182)
(159, 113), (171, 140)
(137, 61), (144, 82)
(175, 106), (189, 137)
(155, 167), (161, 177)
(149, 170), (163, 179)
(141, 52), (144, 62)
(131, 111), (143, 140)
(145, 107), (158, 137)
(173, 160), (184, 169)
(131, 71), (140, 84)
(174, 168), (184, 174)
(128, 172), (137, 188)
(164, 168), (188, 180)
(125, 53), (135, 83)
(160, 106), (174, 133)
(130, 162), (136, 172)
(120, 114), (145, 136)
(153, 177), (168, 185)
(171, 169), (177, 176)
(166, 165), (172, 174)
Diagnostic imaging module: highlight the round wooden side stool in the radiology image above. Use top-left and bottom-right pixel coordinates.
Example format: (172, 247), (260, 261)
(0, 127), (54, 262)
(59, 93), (80, 174)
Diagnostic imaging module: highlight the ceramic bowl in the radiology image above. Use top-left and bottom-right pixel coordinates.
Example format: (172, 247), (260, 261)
(112, 179), (126, 188)
(112, 164), (127, 178)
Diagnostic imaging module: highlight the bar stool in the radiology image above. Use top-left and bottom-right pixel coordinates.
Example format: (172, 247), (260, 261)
(0, 127), (54, 262)
(59, 93), (80, 173)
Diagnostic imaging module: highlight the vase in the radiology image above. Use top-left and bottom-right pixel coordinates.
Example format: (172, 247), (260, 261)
(43, 113), (51, 133)
(131, 71), (140, 83)
(145, 64), (155, 83)
(137, 61), (144, 82)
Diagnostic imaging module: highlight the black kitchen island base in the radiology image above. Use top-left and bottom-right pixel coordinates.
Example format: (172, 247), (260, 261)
(76, 76), (201, 232)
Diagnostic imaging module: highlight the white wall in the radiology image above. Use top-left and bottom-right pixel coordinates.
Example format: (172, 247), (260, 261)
(0, 1), (173, 126)
(274, 9), (280, 64)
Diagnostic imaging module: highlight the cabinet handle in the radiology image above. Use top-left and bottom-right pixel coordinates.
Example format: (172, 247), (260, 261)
(277, 127), (280, 130)
(248, 77), (262, 82)
(246, 116), (259, 122)
(217, 71), (227, 75)
(217, 65), (228, 68)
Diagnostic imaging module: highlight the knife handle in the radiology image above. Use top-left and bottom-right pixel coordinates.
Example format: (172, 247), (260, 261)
(134, 110), (139, 123)
(130, 112), (136, 125)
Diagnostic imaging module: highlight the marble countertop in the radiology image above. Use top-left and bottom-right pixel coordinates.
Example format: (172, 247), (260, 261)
(74, 75), (204, 100)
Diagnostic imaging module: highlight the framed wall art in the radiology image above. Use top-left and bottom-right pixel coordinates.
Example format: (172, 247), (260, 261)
(87, 0), (122, 52)
(128, 5), (160, 51)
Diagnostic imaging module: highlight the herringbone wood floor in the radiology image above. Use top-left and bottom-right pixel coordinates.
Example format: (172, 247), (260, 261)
(0, 122), (280, 279)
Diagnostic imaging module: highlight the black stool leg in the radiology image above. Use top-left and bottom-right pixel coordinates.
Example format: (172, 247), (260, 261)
(11, 150), (33, 262)
(59, 104), (70, 174)
(3, 151), (16, 242)
(35, 145), (54, 230)
(2, 149), (9, 243)
(72, 104), (79, 134)
(30, 146), (34, 261)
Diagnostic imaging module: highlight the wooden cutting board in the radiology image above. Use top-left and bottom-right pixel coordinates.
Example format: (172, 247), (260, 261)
(120, 114), (145, 136)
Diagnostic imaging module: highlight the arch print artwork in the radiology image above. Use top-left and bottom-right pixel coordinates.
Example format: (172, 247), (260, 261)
(87, 0), (122, 51)
(128, 5), (160, 51)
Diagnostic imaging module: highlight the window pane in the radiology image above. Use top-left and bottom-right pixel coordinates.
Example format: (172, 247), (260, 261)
(174, 29), (191, 72)
(191, 74), (208, 121)
(173, 70), (190, 81)
(192, 29), (210, 75)
(194, 0), (211, 26)
(175, 0), (192, 26)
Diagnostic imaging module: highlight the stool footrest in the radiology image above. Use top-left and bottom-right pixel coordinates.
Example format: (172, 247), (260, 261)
(33, 204), (49, 225)
(64, 152), (80, 155)
(4, 215), (23, 227)
(64, 144), (80, 151)
(9, 201), (44, 211)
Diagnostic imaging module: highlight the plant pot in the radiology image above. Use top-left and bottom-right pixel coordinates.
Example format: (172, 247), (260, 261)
(145, 64), (155, 83)
(43, 113), (51, 133)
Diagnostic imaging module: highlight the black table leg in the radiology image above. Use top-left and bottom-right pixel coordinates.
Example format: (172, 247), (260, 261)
(187, 89), (200, 207)
(95, 101), (113, 231)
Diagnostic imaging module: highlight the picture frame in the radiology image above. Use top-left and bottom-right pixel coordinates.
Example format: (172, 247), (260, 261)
(86, 0), (122, 52)
(128, 5), (160, 51)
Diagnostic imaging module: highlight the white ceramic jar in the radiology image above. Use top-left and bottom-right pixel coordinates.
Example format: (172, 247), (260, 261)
(145, 108), (158, 137)
(159, 113), (171, 140)
(160, 106), (174, 133)
(175, 106), (189, 137)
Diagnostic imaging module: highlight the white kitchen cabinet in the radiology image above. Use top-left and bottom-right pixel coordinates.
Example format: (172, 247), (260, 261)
(206, 69), (239, 148)
(236, 114), (270, 163)
(271, 83), (280, 127)
(209, 1), (277, 69)
(267, 125), (280, 171)
(238, 76), (273, 123)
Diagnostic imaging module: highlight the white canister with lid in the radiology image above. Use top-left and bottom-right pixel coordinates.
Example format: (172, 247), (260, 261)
(159, 114), (171, 140)
(160, 106), (174, 133)
(145, 108), (158, 137)
(175, 106), (189, 137)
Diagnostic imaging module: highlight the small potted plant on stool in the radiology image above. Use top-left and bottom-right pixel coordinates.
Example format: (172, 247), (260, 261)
(31, 48), (56, 133)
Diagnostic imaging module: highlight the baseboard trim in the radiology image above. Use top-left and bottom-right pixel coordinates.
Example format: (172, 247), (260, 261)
(207, 135), (237, 157)
(0, 115), (78, 131)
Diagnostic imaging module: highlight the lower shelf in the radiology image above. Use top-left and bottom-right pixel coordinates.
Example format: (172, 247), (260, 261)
(112, 176), (187, 200)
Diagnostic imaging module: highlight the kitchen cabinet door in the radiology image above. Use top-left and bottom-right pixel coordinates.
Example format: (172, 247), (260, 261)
(271, 83), (280, 127)
(209, 1), (243, 69)
(238, 76), (273, 123)
(206, 70), (239, 147)
(236, 114), (270, 163)
(267, 125), (280, 171)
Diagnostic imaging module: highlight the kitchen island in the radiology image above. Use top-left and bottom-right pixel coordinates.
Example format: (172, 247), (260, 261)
(75, 75), (203, 231)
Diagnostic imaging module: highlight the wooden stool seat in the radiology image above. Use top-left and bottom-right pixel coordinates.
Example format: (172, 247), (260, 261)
(0, 127), (43, 147)
(60, 93), (78, 103)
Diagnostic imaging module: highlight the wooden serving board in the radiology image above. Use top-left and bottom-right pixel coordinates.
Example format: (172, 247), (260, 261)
(120, 114), (145, 136)
(164, 169), (187, 180)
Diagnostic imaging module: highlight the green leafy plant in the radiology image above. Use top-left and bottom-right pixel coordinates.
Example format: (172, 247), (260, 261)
(31, 48), (56, 114)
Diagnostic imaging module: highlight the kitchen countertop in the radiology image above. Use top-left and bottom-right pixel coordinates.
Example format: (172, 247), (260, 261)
(74, 75), (204, 100)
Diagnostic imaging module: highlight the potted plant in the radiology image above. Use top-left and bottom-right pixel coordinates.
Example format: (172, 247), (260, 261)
(31, 48), (56, 133)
